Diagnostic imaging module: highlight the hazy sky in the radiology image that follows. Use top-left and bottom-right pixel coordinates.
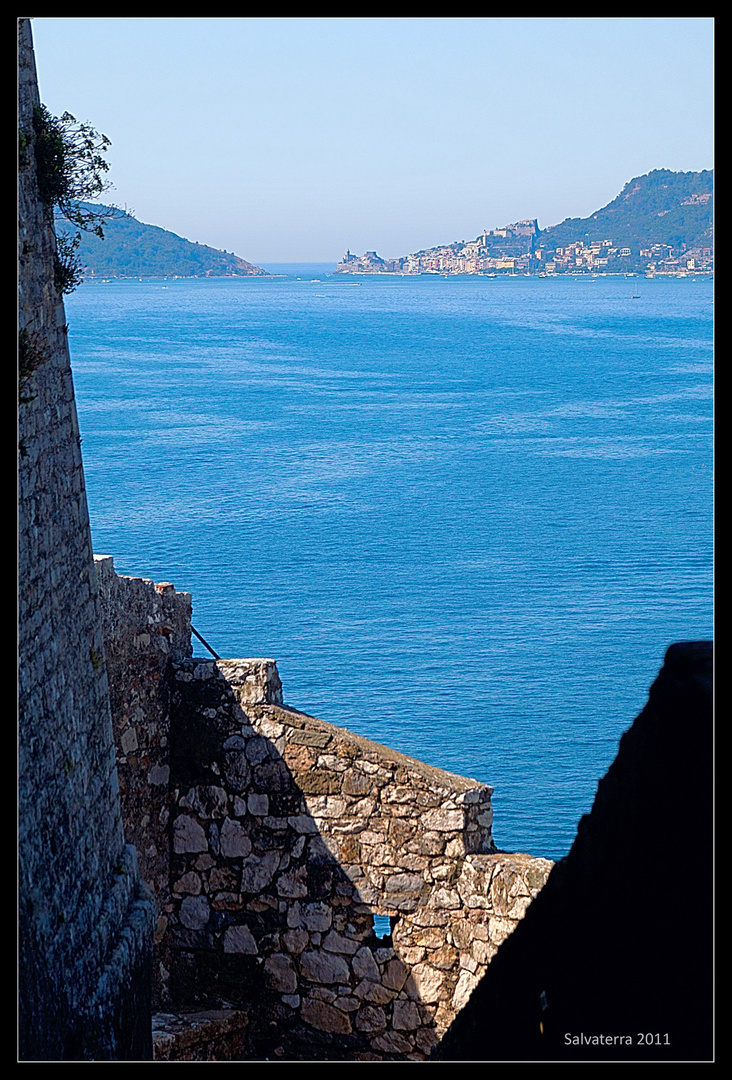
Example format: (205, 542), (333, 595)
(29, 17), (714, 264)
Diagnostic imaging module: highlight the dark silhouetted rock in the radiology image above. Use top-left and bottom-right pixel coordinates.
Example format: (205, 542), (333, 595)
(435, 641), (713, 1062)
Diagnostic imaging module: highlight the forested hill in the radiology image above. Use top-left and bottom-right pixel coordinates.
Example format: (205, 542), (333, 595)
(58, 204), (269, 278)
(539, 169), (713, 252)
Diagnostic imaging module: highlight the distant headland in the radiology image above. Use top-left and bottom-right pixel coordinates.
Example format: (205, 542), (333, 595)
(335, 169), (713, 277)
(60, 204), (270, 279)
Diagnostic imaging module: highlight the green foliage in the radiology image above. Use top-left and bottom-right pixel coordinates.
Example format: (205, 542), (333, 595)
(32, 105), (111, 231)
(30, 105), (113, 292)
(539, 169), (713, 253)
(60, 203), (269, 279)
(53, 232), (85, 295)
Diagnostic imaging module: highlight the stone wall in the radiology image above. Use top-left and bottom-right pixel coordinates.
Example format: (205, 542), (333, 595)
(96, 563), (553, 1060)
(94, 554), (193, 1004)
(18, 20), (154, 1060)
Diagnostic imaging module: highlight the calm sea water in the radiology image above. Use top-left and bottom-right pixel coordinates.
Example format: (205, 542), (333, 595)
(65, 268), (713, 860)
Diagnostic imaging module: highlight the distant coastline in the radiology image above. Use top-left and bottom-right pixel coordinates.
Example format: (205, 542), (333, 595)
(335, 168), (713, 279)
(65, 167), (712, 282)
(63, 203), (270, 280)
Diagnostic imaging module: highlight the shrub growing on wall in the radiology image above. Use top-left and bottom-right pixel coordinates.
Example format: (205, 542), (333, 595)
(30, 104), (112, 293)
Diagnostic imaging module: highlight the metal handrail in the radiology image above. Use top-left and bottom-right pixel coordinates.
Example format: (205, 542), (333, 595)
(191, 625), (220, 660)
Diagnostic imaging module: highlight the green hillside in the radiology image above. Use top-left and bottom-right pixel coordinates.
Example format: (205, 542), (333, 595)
(57, 204), (268, 278)
(539, 169), (713, 252)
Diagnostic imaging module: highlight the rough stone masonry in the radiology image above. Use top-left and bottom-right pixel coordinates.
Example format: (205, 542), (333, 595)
(95, 556), (553, 1060)
(18, 19), (154, 1060)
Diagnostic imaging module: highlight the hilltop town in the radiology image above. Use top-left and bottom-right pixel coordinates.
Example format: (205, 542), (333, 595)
(335, 170), (713, 278)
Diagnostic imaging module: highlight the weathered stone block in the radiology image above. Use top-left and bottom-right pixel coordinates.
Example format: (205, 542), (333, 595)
(247, 793), (268, 816)
(385, 873), (424, 895)
(173, 872), (202, 895)
(418, 832), (446, 855)
(298, 772), (343, 795)
(209, 867), (238, 892)
(277, 866), (308, 899)
(264, 954), (297, 994)
(342, 772), (372, 797)
(323, 930), (360, 955)
(179, 895), (210, 930)
(300, 950), (350, 985)
(219, 818), (251, 858)
(211, 892), (243, 911)
(354, 980), (395, 1005)
(452, 969), (480, 1012)
(392, 999), (420, 1031)
(415, 1025), (441, 1054)
(372, 1030), (414, 1054)
(179, 786), (228, 820)
(223, 924), (258, 955)
(422, 808), (464, 832)
(283, 927), (309, 954)
(173, 815), (207, 854)
(287, 814), (318, 834)
(334, 994), (360, 1012)
(222, 751), (250, 792)
(383, 957), (410, 992)
(289, 730), (331, 749)
(355, 1004), (387, 1034)
(301, 998), (352, 1035)
(430, 887), (461, 910)
(352, 946), (381, 982)
(245, 736), (270, 765)
(302, 902), (333, 931)
(488, 915), (516, 945)
(305, 795), (348, 819)
(240, 850), (279, 893)
(406, 964), (444, 1004)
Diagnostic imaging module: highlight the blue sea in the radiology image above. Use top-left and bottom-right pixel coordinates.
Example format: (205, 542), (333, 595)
(65, 268), (714, 861)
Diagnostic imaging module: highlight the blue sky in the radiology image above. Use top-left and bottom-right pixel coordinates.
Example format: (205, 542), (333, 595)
(29, 17), (714, 263)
